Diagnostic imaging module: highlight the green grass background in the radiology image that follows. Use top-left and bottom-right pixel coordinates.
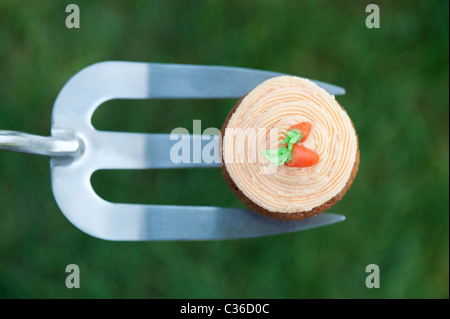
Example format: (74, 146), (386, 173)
(0, 0), (448, 298)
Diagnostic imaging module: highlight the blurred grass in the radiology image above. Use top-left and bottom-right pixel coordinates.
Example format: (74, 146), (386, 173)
(0, 0), (448, 298)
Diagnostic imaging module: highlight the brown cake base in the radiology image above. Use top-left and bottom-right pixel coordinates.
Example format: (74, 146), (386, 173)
(220, 97), (360, 220)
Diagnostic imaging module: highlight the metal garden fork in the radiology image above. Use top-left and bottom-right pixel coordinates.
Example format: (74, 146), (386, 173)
(0, 61), (346, 241)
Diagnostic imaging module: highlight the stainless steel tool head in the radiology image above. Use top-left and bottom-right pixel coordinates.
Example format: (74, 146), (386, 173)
(2, 61), (347, 240)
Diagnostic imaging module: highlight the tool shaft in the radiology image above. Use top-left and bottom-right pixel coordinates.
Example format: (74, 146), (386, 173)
(0, 130), (79, 157)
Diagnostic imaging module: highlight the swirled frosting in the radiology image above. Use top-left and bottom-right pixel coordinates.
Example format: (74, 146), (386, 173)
(223, 76), (358, 213)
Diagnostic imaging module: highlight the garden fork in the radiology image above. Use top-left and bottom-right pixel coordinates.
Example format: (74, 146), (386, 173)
(0, 61), (346, 241)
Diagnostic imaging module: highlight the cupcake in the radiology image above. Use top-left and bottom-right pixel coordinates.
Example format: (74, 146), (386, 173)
(221, 76), (359, 220)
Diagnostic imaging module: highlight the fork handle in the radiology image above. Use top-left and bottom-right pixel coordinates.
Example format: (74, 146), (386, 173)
(0, 130), (79, 157)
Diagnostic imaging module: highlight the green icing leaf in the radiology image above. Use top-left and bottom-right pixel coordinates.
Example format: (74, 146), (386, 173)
(287, 142), (293, 151)
(262, 129), (301, 166)
(261, 149), (279, 163)
(261, 147), (291, 166)
(282, 129), (303, 145)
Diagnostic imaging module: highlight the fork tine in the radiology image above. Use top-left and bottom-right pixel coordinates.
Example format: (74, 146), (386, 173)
(146, 63), (346, 98)
(53, 61), (345, 131)
(110, 207), (345, 241)
(93, 132), (220, 170)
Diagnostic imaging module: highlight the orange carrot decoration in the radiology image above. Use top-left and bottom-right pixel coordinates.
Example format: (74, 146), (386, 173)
(262, 122), (319, 167)
(285, 144), (320, 167)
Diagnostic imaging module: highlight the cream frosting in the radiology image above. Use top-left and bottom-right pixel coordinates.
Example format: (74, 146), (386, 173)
(222, 76), (358, 213)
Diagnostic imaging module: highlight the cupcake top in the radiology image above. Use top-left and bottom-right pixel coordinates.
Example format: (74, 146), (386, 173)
(222, 76), (358, 213)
